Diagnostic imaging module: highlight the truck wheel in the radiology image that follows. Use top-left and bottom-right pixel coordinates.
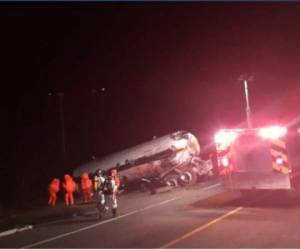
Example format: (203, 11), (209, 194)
(164, 174), (179, 187)
(179, 171), (198, 186)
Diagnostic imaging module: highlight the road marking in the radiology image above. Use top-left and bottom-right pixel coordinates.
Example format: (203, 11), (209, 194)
(21, 183), (220, 249)
(21, 197), (181, 249)
(200, 183), (220, 190)
(0, 225), (33, 238)
(160, 206), (243, 249)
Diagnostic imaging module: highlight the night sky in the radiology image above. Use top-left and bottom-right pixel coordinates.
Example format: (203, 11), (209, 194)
(2, 3), (300, 208)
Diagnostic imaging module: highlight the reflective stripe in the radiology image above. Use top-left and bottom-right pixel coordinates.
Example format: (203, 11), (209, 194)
(270, 138), (286, 149)
(271, 155), (289, 168)
(272, 162), (290, 174)
(270, 149), (288, 162)
(270, 138), (290, 174)
(270, 143), (288, 155)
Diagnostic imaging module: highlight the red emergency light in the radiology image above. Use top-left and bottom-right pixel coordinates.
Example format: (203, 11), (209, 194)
(221, 156), (230, 167)
(214, 130), (238, 145)
(258, 126), (287, 140)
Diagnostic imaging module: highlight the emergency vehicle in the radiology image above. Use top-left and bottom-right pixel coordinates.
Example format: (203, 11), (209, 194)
(214, 126), (300, 190)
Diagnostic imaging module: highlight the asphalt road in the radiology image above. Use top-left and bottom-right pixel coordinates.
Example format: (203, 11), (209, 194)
(1, 181), (300, 248)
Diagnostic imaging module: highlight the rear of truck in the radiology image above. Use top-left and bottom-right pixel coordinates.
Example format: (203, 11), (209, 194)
(215, 126), (300, 191)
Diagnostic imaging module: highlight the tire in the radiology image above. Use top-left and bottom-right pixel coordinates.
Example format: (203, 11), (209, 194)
(164, 174), (179, 187)
(179, 171), (198, 186)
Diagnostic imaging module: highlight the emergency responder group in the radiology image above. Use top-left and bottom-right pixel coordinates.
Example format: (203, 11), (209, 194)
(48, 168), (120, 218)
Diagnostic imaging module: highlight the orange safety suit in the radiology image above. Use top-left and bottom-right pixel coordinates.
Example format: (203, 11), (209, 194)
(62, 174), (76, 206)
(48, 178), (60, 206)
(80, 172), (92, 203)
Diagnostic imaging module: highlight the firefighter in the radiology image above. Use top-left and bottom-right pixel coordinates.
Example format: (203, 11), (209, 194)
(62, 174), (76, 206)
(94, 169), (108, 219)
(111, 168), (120, 193)
(94, 169), (102, 193)
(80, 172), (92, 203)
(109, 168), (120, 217)
(48, 178), (60, 206)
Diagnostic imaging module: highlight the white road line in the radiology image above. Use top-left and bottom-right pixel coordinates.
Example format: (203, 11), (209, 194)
(21, 197), (181, 249)
(201, 183), (221, 190)
(0, 225), (33, 238)
(21, 183), (220, 249)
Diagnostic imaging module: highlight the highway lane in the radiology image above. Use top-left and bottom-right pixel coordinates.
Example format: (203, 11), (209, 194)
(2, 183), (300, 248)
(162, 190), (300, 248)
(0, 181), (222, 248)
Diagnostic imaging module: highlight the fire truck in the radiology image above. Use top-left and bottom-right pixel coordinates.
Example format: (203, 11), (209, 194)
(214, 126), (300, 191)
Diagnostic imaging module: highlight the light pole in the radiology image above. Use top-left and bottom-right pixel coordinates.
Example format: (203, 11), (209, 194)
(239, 75), (254, 129)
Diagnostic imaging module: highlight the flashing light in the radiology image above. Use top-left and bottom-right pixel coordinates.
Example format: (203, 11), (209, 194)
(221, 156), (229, 167)
(258, 126), (287, 140)
(275, 156), (284, 165)
(214, 130), (238, 145)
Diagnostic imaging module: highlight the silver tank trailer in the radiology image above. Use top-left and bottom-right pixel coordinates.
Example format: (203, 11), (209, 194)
(73, 131), (213, 189)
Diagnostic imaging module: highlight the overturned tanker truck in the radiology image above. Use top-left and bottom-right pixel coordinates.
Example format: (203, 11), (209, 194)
(73, 131), (213, 193)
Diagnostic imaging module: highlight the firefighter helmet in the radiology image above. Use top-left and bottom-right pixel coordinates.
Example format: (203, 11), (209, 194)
(96, 169), (105, 177)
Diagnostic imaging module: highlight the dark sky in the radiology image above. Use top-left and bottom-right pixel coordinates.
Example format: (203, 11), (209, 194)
(2, 3), (300, 204)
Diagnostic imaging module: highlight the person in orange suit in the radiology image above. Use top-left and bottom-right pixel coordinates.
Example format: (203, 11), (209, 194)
(80, 172), (92, 203)
(48, 178), (60, 206)
(62, 174), (76, 206)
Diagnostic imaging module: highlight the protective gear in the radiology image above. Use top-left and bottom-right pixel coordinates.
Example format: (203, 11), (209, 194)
(80, 172), (92, 203)
(110, 168), (120, 216)
(62, 174), (76, 206)
(106, 174), (118, 217)
(110, 169), (120, 193)
(95, 169), (119, 218)
(94, 169), (106, 192)
(48, 178), (60, 206)
(95, 170), (108, 219)
(96, 169), (105, 177)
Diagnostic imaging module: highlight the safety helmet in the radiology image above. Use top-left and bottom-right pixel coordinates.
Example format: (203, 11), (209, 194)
(96, 169), (105, 177)
(81, 172), (89, 179)
(64, 174), (70, 180)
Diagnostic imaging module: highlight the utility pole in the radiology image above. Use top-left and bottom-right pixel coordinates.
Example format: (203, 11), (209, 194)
(239, 75), (254, 129)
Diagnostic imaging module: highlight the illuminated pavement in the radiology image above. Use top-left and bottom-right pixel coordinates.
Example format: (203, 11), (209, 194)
(1, 182), (300, 248)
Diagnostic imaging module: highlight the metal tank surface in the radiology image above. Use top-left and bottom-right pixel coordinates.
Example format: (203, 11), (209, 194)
(73, 131), (213, 191)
